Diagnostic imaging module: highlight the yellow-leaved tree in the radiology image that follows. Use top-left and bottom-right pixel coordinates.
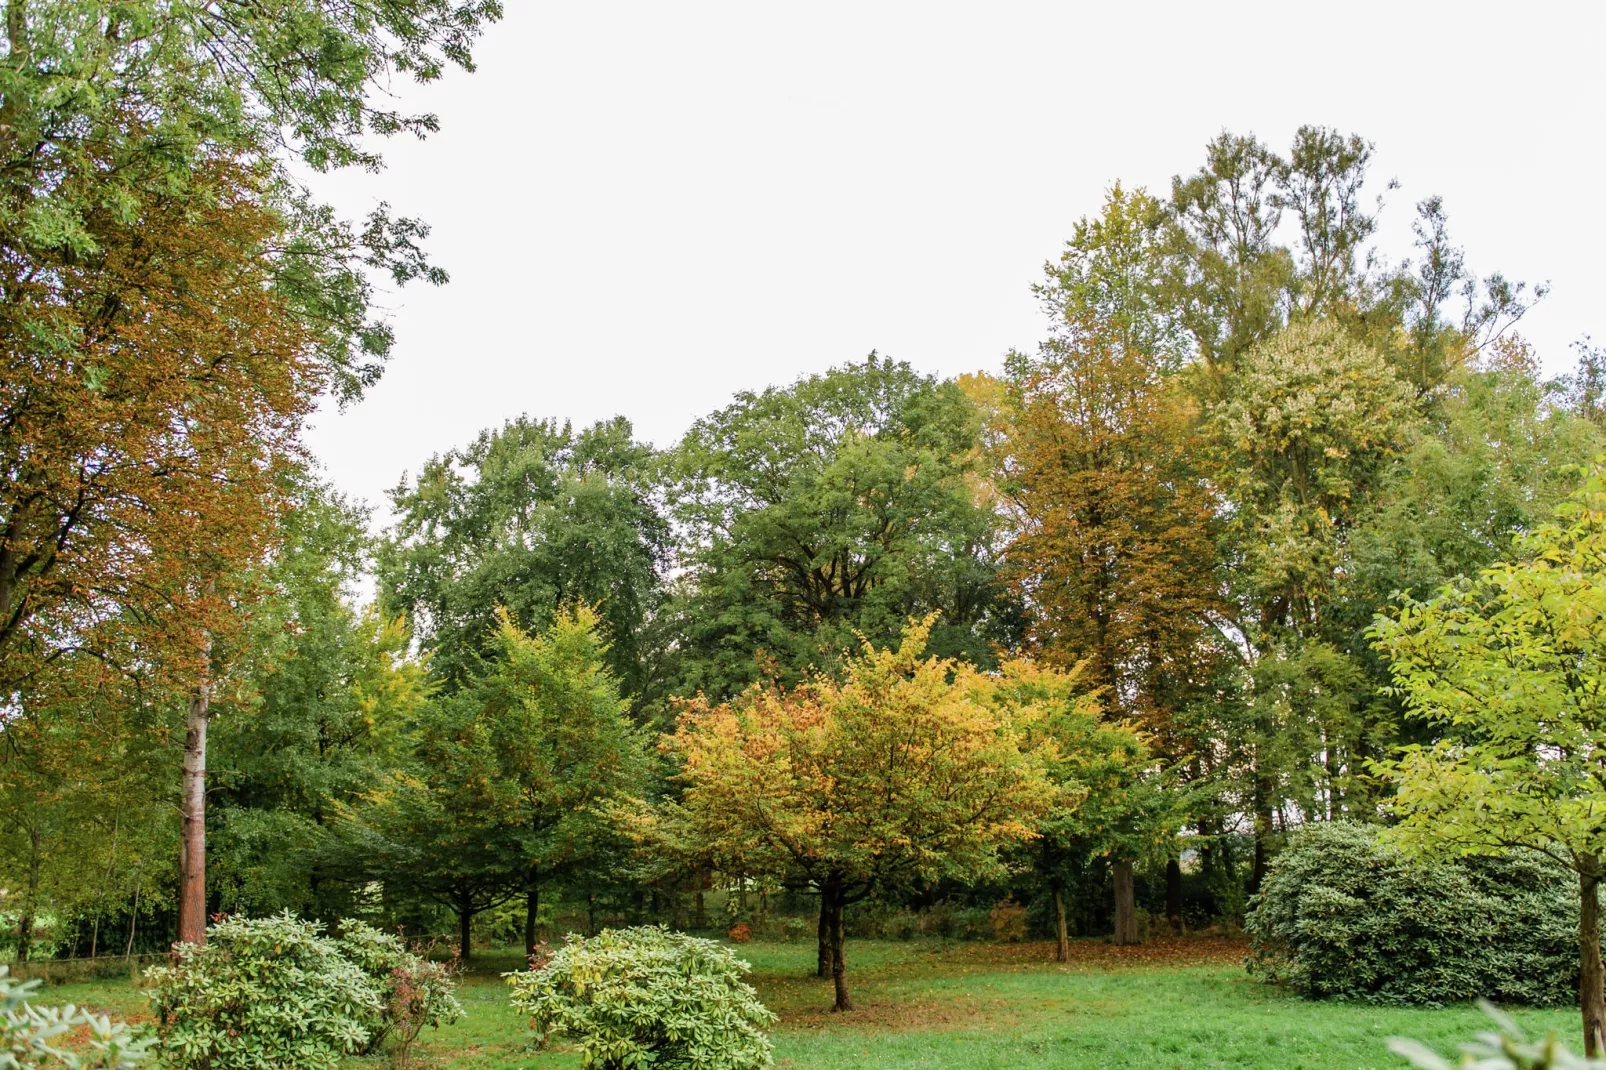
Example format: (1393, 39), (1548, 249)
(653, 618), (1057, 1012)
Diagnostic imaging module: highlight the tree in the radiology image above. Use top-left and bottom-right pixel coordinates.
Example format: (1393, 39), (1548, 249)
(208, 478), (427, 918)
(2, 0), (499, 946)
(989, 658), (1183, 954)
(1001, 302), (1220, 739)
(669, 356), (1016, 700)
(1208, 317), (1416, 884)
(380, 417), (669, 702)
(0, 0), (502, 398)
(354, 607), (645, 961)
(654, 618), (1055, 1012)
(1372, 468), (1606, 1055)
(476, 605), (648, 957)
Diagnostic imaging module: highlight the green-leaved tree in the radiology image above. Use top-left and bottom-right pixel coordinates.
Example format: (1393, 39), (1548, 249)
(1373, 466), (1606, 1055)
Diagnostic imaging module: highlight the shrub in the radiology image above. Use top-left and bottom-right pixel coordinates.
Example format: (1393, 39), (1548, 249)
(145, 912), (382, 1070)
(0, 965), (154, 1068)
(506, 926), (776, 1070)
(1246, 823), (1579, 1005)
(333, 922), (464, 1061)
(987, 900), (1027, 942)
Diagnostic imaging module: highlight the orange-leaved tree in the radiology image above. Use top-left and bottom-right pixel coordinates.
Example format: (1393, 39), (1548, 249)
(655, 618), (1057, 1012)
(0, 154), (323, 945)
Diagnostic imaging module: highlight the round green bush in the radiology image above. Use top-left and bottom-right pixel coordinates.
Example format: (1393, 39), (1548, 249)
(506, 925), (776, 1070)
(1245, 822), (1579, 1005)
(145, 912), (382, 1070)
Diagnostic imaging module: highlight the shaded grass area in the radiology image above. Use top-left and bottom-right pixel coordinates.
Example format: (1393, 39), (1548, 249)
(40, 937), (1580, 1069)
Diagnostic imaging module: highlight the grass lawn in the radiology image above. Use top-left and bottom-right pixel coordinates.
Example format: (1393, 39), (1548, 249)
(38, 936), (1580, 1069)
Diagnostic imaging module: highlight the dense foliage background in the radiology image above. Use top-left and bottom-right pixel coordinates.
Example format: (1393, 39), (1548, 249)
(3, 6), (1604, 1037)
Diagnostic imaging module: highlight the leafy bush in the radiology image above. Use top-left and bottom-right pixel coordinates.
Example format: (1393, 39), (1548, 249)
(0, 965), (154, 1068)
(1390, 1000), (1603, 1068)
(333, 921), (464, 1060)
(1247, 823), (1579, 1005)
(506, 926), (776, 1070)
(987, 900), (1027, 942)
(145, 912), (382, 1070)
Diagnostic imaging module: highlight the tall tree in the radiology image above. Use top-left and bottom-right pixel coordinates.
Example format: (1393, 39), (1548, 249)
(380, 417), (668, 701)
(1207, 317), (1415, 883)
(998, 186), (1220, 921)
(1372, 468), (1606, 1056)
(2, 0), (500, 945)
(669, 356), (1016, 700)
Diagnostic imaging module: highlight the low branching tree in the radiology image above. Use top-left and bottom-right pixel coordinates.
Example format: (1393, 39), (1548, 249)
(649, 618), (1056, 1012)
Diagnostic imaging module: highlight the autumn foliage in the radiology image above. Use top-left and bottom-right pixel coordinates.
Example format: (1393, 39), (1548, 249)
(658, 618), (1058, 1010)
(0, 157), (321, 698)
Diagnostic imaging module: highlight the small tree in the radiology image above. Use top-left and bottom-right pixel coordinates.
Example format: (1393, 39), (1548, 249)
(657, 618), (1056, 1011)
(1373, 467), (1606, 1055)
(354, 607), (645, 960)
(989, 659), (1179, 953)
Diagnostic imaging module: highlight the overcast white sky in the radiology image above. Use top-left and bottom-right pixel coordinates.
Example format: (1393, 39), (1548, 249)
(304, 0), (1606, 516)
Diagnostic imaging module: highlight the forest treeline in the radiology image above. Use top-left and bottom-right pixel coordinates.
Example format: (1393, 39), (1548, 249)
(3, 0), (1605, 1032)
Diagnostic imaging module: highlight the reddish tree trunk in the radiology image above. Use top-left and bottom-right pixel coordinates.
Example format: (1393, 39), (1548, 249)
(177, 657), (211, 948)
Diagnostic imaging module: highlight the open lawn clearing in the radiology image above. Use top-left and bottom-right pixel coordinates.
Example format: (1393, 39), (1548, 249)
(38, 937), (1579, 1069)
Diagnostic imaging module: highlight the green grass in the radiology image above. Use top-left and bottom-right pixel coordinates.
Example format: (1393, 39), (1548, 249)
(38, 937), (1582, 1069)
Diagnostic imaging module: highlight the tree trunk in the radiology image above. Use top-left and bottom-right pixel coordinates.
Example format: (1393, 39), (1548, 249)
(124, 869), (142, 958)
(177, 653), (211, 947)
(15, 826), (40, 963)
(1580, 864), (1606, 1057)
(1053, 884), (1069, 963)
(586, 893), (597, 937)
(524, 883), (541, 960)
(816, 896), (830, 978)
(1250, 766), (1275, 893)
(1166, 858), (1184, 933)
(458, 898), (473, 963)
(1112, 859), (1138, 946)
(828, 885), (851, 1012)
(693, 888), (706, 929)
